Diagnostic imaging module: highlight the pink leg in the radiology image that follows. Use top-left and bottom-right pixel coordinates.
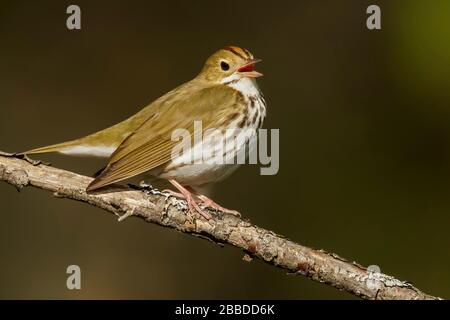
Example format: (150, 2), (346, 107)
(168, 180), (212, 220)
(162, 189), (184, 198)
(197, 194), (241, 217)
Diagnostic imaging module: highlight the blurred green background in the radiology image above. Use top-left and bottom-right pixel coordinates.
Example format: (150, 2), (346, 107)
(1, 0), (449, 299)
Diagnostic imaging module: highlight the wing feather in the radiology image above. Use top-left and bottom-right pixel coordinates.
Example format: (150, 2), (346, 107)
(87, 84), (243, 191)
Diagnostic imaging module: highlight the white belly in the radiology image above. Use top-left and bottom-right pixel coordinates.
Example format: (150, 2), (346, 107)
(160, 78), (266, 187)
(160, 128), (259, 186)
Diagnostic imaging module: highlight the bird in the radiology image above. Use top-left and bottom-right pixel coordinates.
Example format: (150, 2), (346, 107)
(24, 46), (267, 219)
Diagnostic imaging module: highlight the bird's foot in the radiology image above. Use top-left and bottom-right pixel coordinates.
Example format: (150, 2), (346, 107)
(168, 180), (212, 220)
(186, 193), (211, 220)
(197, 195), (241, 217)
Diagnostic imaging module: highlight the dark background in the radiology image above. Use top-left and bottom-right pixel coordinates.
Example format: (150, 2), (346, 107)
(1, 1), (449, 299)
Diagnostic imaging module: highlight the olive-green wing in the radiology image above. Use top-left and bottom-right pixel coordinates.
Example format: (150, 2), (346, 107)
(86, 84), (243, 191)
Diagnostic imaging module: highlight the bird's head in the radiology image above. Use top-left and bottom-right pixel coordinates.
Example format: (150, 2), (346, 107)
(199, 46), (262, 83)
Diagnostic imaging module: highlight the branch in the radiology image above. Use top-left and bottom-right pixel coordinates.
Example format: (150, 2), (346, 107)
(0, 152), (440, 300)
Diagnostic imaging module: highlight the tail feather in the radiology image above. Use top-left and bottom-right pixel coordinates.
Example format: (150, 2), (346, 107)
(22, 115), (143, 157)
(21, 104), (151, 157)
(22, 140), (80, 155)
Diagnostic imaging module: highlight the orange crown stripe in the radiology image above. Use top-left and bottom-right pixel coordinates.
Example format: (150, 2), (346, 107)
(224, 46), (251, 60)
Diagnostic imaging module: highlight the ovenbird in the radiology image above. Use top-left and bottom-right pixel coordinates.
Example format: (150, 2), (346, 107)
(24, 46), (266, 219)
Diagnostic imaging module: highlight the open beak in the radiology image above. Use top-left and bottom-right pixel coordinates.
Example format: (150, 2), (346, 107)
(237, 58), (263, 78)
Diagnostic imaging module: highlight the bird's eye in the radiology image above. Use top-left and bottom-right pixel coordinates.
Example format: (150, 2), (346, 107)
(220, 61), (230, 71)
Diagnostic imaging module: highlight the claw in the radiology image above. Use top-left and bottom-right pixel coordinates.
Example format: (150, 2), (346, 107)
(168, 179), (212, 220)
(197, 194), (241, 217)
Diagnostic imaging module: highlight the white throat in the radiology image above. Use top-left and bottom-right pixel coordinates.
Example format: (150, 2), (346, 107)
(222, 75), (261, 97)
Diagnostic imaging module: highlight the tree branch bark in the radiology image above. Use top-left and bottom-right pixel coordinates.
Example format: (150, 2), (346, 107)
(0, 152), (441, 300)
